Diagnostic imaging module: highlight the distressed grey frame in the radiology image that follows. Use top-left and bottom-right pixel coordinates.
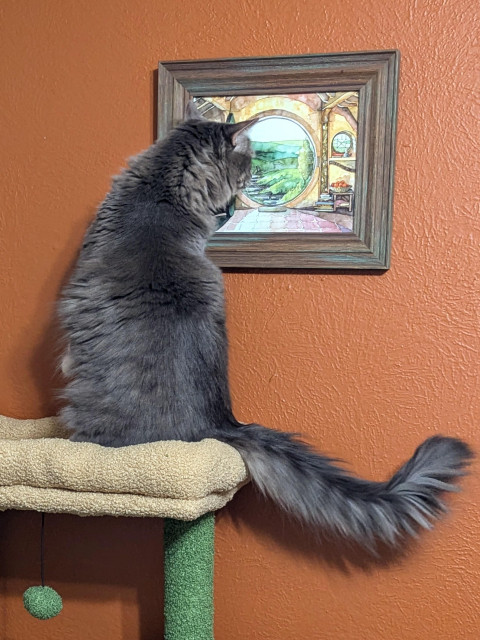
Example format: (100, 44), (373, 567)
(157, 51), (399, 269)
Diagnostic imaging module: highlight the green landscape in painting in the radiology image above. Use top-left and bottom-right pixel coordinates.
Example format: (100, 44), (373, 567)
(246, 138), (315, 206)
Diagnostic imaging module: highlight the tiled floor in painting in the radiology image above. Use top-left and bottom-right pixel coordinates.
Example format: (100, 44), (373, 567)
(216, 208), (353, 233)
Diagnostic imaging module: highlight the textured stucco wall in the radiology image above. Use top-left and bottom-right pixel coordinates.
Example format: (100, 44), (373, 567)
(0, 1), (479, 638)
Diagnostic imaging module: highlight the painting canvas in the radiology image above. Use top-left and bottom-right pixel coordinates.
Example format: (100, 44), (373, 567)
(157, 51), (399, 269)
(195, 93), (358, 234)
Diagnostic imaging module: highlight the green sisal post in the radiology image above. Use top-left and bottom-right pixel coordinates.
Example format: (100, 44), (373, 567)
(164, 513), (215, 640)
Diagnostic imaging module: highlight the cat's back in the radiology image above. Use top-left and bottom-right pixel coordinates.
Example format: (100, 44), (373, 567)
(63, 195), (223, 321)
(60, 196), (229, 444)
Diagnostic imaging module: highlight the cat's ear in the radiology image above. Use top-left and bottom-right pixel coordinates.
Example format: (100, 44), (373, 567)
(226, 117), (261, 147)
(184, 100), (206, 121)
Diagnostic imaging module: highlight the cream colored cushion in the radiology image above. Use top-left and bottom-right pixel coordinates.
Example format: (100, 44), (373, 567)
(0, 416), (248, 520)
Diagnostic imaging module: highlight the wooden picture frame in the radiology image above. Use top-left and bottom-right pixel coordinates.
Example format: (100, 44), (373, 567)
(157, 51), (399, 269)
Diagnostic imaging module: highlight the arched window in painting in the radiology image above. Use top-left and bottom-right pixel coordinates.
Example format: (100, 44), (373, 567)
(243, 116), (317, 207)
(331, 131), (355, 157)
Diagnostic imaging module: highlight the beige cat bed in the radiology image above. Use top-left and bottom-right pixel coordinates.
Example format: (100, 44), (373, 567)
(0, 415), (248, 520)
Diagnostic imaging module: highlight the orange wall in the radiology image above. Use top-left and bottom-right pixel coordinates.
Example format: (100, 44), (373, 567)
(1, 1), (479, 638)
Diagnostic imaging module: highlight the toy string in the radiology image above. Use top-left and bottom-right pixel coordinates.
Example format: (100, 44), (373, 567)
(40, 512), (45, 587)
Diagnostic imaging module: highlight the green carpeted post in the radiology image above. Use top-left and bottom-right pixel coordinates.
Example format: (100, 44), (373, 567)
(164, 513), (215, 640)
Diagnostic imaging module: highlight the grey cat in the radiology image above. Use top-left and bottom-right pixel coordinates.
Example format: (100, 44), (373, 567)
(58, 102), (472, 549)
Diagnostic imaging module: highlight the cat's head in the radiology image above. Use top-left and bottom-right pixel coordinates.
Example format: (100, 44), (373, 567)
(169, 101), (259, 212)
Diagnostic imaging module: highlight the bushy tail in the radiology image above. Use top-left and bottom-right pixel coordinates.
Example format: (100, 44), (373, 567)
(217, 421), (473, 548)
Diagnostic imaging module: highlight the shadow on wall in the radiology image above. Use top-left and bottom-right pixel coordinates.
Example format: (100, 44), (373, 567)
(220, 484), (417, 574)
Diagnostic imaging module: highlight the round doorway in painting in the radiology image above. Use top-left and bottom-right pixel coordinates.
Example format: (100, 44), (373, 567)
(243, 116), (317, 208)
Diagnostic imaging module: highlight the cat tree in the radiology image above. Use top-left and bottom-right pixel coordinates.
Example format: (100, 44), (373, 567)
(0, 415), (249, 639)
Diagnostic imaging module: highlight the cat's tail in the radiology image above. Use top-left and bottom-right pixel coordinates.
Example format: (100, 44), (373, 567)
(217, 421), (473, 548)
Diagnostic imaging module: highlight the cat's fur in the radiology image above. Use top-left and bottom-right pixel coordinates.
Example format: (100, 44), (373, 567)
(58, 105), (472, 549)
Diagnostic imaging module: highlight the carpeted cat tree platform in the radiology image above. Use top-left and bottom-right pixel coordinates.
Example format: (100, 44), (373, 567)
(0, 415), (249, 639)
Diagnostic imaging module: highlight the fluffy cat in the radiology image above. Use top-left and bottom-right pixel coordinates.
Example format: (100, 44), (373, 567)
(58, 102), (472, 549)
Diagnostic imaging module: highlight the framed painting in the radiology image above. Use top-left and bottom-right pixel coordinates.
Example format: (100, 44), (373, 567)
(157, 51), (399, 269)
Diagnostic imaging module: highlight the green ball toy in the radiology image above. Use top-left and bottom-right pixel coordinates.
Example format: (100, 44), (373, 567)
(23, 586), (63, 620)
